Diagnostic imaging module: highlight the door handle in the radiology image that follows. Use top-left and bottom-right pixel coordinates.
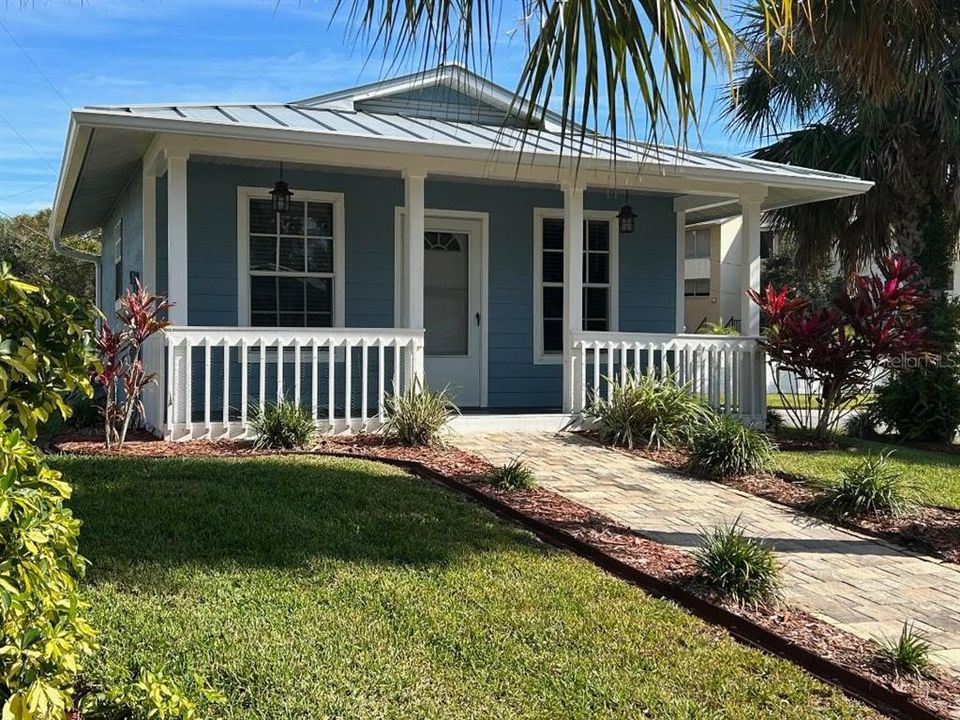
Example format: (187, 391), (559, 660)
(475, 312), (481, 326)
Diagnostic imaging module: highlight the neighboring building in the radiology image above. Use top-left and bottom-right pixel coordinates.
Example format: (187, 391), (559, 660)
(49, 64), (871, 438)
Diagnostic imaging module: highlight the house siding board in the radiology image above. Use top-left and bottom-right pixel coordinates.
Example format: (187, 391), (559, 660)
(99, 163), (144, 321)
(173, 161), (676, 411)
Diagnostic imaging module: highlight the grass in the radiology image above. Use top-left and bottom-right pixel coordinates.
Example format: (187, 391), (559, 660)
(765, 394), (874, 410)
(774, 437), (960, 510)
(52, 454), (877, 720)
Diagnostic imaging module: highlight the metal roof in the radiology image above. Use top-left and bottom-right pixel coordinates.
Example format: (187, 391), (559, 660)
(77, 101), (861, 188)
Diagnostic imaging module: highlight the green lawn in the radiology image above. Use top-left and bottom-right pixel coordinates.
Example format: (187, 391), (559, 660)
(51, 454), (877, 720)
(774, 438), (960, 509)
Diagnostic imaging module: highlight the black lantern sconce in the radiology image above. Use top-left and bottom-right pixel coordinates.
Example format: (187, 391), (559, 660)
(617, 191), (636, 234)
(270, 162), (293, 216)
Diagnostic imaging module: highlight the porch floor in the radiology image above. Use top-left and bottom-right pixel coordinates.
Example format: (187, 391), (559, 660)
(453, 432), (960, 670)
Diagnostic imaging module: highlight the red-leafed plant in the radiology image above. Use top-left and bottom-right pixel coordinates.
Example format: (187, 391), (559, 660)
(93, 281), (171, 448)
(749, 257), (933, 439)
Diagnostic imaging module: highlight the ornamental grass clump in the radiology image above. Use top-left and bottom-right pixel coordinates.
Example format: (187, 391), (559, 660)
(382, 380), (458, 446)
(693, 520), (781, 606)
(808, 452), (916, 520)
(879, 622), (933, 677)
(249, 400), (317, 450)
(487, 457), (537, 491)
(582, 371), (712, 449)
(687, 414), (775, 479)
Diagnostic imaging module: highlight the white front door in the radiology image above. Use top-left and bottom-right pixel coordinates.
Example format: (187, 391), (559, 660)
(397, 213), (485, 407)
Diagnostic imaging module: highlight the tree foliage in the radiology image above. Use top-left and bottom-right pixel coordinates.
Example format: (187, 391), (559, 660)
(729, 0), (960, 278)
(0, 209), (99, 303)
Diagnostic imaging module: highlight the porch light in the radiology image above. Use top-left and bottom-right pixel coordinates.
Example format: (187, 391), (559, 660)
(617, 192), (636, 234)
(270, 162), (293, 215)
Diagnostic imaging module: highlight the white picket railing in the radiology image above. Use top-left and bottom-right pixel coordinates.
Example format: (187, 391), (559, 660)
(160, 327), (425, 441)
(570, 331), (767, 425)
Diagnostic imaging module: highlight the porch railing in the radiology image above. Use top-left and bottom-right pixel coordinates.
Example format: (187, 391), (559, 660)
(158, 327), (425, 441)
(570, 331), (767, 425)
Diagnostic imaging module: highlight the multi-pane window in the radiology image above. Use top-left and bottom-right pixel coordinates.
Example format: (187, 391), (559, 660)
(113, 219), (123, 301)
(540, 216), (613, 355)
(684, 278), (711, 297)
(248, 198), (335, 327)
(684, 229), (710, 259)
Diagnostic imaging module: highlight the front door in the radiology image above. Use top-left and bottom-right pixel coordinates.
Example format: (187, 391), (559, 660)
(398, 214), (484, 407)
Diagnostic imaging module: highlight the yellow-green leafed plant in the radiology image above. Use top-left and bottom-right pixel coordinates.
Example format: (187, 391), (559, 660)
(0, 428), (96, 720)
(0, 262), (100, 441)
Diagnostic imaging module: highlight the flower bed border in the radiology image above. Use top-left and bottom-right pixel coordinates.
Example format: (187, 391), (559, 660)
(51, 434), (953, 720)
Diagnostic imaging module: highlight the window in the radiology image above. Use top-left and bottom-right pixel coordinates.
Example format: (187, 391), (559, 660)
(242, 192), (343, 327)
(685, 278), (711, 297)
(113, 219), (123, 301)
(684, 228), (711, 259)
(760, 230), (775, 259)
(534, 211), (618, 362)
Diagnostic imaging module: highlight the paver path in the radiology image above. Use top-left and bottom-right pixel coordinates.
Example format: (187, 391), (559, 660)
(454, 431), (960, 669)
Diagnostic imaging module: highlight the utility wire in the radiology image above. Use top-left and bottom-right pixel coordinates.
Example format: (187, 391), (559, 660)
(0, 18), (74, 110)
(0, 111), (58, 171)
(0, 180), (53, 202)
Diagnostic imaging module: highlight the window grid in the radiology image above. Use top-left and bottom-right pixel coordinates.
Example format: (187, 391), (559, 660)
(685, 278), (711, 297)
(684, 229), (711, 259)
(113, 219), (123, 301)
(248, 199), (336, 327)
(541, 218), (611, 354)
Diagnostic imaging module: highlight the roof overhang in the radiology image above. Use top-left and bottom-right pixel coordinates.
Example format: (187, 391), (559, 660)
(51, 108), (874, 240)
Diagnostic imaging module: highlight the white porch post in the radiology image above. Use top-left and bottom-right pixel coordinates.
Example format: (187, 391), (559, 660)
(167, 151), (190, 326)
(739, 191), (765, 337)
(562, 184), (585, 413)
(403, 170), (426, 387)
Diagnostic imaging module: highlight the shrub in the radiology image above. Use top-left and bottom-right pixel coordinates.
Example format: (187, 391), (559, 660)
(249, 400), (316, 450)
(582, 371), (713, 449)
(699, 322), (739, 336)
(765, 408), (785, 433)
(750, 256), (932, 440)
(879, 622), (932, 677)
(808, 453), (916, 519)
(843, 408), (878, 440)
(687, 415), (775, 478)
(93, 281), (171, 448)
(693, 520), (781, 606)
(487, 457), (537, 491)
(382, 381), (458, 446)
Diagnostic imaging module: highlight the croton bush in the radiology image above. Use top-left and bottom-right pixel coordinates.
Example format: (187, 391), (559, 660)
(750, 256), (932, 439)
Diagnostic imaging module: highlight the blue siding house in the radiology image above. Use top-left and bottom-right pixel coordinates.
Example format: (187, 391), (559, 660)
(49, 64), (872, 439)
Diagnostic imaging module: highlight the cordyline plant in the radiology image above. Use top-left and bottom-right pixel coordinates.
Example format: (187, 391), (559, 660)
(749, 256), (932, 439)
(92, 281), (171, 448)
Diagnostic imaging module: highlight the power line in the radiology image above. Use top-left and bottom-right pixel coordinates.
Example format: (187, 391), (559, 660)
(0, 112), (58, 172)
(0, 18), (73, 111)
(0, 180), (53, 202)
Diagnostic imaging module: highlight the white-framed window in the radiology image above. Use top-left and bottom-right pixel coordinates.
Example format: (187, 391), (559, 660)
(684, 228), (711, 259)
(113, 218), (123, 302)
(533, 208), (619, 364)
(237, 188), (345, 327)
(684, 278), (711, 297)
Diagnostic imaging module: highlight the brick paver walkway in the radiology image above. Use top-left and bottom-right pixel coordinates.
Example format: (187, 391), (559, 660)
(454, 432), (960, 670)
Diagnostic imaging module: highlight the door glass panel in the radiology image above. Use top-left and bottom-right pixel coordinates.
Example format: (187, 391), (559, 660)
(424, 231), (469, 356)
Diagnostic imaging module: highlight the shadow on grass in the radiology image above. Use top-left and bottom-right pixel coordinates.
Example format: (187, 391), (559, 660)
(52, 454), (540, 585)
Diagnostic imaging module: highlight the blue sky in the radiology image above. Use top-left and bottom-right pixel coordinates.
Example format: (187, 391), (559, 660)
(0, 0), (749, 217)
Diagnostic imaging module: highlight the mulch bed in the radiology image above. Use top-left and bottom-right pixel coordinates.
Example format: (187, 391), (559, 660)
(52, 432), (960, 718)
(622, 441), (960, 566)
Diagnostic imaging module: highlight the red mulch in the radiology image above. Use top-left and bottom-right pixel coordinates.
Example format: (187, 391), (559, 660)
(51, 432), (960, 718)
(624, 441), (960, 566)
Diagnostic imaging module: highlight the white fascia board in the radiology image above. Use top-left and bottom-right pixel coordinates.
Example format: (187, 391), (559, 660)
(68, 109), (875, 200)
(49, 117), (92, 243)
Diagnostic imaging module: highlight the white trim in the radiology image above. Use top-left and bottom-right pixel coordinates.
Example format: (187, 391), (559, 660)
(236, 186), (346, 328)
(393, 207), (490, 408)
(676, 209), (686, 333)
(532, 207), (620, 365)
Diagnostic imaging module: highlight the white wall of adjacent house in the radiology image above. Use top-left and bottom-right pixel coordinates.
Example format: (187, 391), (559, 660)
(682, 217), (743, 332)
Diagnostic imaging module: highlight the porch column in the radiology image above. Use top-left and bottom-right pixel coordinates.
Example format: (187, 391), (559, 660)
(402, 170), (426, 386)
(562, 183), (585, 413)
(739, 191), (766, 337)
(167, 150), (189, 326)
